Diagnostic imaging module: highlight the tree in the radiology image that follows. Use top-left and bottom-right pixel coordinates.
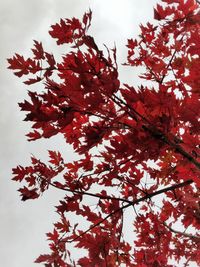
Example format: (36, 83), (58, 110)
(7, 0), (200, 266)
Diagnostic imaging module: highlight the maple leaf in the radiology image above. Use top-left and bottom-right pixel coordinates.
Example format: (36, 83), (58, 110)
(26, 130), (41, 141)
(12, 166), (27, 182)
(54, 217), (70, 234)
(7, 54), (41, 77)
(47, 229), (59, 242)
(18, 186), (39, 201)
(31, 40), (45, 60)
(154, 8), (162, 20)
(25, 175), (36, 187)
(48, 150), (63, 166)
(7, 54), (30, 77)
(34, 254), (53, 264)
(49, 18), (82, 45)
(24, 76), (42, 85)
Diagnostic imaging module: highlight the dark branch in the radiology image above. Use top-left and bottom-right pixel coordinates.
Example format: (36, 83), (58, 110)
(163, 222), (200, 240)
(60, 179), (193, 243)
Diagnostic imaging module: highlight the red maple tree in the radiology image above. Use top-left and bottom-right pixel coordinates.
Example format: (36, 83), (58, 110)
(8, 0), (200, 266)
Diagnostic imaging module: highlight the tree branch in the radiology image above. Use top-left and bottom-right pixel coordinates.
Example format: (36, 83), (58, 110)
(61, 179), (193, 243)
(163, 222), (200, 240)
(44, 177), (193, 207)
(65, 203), (130, 243)
(142, 125), (200, 170)
(45, 179), (134, 204)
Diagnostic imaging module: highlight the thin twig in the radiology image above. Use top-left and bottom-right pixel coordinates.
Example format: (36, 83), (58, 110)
(163, 222), (200, 240)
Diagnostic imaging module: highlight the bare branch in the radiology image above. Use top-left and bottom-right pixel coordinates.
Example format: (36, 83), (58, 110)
(163, 222), (200, 240)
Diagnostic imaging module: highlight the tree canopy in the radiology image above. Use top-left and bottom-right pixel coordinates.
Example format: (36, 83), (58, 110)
(8, 0), (200, 266)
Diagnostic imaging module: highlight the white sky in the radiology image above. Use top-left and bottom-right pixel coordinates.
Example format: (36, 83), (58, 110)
(0, 1), (163, 266)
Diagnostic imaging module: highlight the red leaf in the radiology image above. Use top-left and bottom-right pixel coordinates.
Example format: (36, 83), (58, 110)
(24, 76), (42, 85)
(32, 40), (45, 60)
(12, 166), (26, 182)
(7, 54), (40, 77)
(83, 10), (92, 28)
(34, 254), (53, 263)
(54, 218), (70, 233)
(48, 150), (63, 166)
(18, 186), (39, 201)
(83, 35), (98, 50)
(26, 130), (41, 141)
(47, 229), (59, 242)
(7, 54), (30, 77)
(49, 17), (82, 45)
(78, 257), (90, 266)
(25, 175), (36, 187)
(154, 8), (162, 20)
(45, 52), (56, 68)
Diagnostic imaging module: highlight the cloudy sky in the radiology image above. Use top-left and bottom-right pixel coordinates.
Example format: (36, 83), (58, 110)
(0, 1), (159, 266)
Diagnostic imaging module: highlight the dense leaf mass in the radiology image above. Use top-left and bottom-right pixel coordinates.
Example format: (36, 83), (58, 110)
(8, 1), (200, 266)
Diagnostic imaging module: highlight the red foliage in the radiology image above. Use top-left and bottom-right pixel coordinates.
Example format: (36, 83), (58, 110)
(8, 1), (200, 266)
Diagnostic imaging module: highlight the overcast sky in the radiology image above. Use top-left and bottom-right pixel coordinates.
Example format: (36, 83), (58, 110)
(0, 1), (160, 266)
